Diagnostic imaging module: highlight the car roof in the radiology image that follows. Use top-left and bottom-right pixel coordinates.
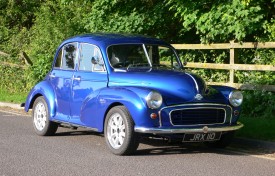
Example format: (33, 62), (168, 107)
(60, 33), (170, 47)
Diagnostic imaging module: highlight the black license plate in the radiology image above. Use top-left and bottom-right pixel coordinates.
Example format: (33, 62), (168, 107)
(183, 132), (221, 142)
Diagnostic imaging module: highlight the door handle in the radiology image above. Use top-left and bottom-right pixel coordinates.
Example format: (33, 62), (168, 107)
(72, 76), (81, 81)
(49, 74), (55, 78)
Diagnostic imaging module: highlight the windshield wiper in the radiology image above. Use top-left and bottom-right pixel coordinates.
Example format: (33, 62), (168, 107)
(126, 63), (151, 70)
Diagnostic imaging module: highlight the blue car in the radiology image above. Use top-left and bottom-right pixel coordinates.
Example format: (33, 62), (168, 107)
(24, 33), (243, 155)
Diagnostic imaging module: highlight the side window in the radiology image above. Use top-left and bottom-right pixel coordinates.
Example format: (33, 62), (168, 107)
(54, 43), (77, 70)
(62, 43), (77, 70)
(79, 43), (105, 72)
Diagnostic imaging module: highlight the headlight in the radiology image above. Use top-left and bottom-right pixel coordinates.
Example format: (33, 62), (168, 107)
(146, 91), (163, 109)
(229, 90), (243, 107)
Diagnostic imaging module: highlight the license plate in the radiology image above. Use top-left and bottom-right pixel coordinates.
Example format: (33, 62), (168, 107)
(183, 132), (221, 142)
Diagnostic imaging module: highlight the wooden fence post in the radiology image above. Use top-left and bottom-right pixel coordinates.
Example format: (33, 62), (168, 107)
(229, 41), (235, 87)
(20, 51), (33, 66)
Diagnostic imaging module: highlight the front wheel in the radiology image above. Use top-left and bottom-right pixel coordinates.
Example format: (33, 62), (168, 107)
(104, 106), (139, 155)
(32, 96), (58, 136)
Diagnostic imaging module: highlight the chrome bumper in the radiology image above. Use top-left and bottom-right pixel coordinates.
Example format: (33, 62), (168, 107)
(134, 122), (243, 134)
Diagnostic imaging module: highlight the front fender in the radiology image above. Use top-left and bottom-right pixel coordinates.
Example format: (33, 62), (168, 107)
(80, 86), (158, 132)
(24, 80), (56, 118)
(210, 85), (241, 122)
(210, 85), (235, 99)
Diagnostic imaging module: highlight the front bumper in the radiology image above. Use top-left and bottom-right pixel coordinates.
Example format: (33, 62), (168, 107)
(134, 122), (243, 134)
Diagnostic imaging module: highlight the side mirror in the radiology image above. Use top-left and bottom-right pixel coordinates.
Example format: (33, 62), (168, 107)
(91, 57), (98, 64)
(91, 57), (105, 71)
(92, 57), (104, 66)
(183, 60), (187, 66)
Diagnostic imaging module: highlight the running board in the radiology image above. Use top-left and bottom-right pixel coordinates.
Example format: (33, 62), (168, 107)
(51, 120), (99, 132)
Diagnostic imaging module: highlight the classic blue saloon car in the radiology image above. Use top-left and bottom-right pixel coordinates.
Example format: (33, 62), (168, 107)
(24, 33), (243, 155)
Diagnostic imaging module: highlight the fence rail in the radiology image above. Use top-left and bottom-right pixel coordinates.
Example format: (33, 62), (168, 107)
(0, 51), (32, 68)
(172, 42), (275, 92)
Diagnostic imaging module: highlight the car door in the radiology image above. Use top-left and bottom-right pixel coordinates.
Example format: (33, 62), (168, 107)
(49, 42), (78, 122)
(69, 43), (108, 126)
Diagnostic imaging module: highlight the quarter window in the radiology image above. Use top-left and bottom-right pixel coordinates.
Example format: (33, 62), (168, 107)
(54, 49), (62, 68)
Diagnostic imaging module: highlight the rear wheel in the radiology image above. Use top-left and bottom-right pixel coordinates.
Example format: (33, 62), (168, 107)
(104, 106), (139, 155)
(32, 96), (58, 136)
(204, 131), (235, 148)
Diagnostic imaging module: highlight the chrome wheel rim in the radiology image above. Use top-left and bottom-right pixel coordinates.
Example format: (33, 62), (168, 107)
(33, 102), (47, 131)
(107, 113), (126, 149)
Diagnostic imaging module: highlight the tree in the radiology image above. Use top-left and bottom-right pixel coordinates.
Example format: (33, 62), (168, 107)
(0, 0), (43, 54)
(166, 0), (270, 43)
(82, 0), (182, 42)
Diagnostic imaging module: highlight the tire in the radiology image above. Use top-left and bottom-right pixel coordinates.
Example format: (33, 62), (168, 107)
(32, 96), (58, 136)
(204, 131), (235, 148)
(104, 106), (139, 155)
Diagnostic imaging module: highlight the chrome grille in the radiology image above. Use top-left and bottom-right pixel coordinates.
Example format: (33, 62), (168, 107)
(170, 108), (226, 126)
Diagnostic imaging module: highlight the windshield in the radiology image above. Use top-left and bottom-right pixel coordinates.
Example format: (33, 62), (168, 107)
(107, 44), (182, 70)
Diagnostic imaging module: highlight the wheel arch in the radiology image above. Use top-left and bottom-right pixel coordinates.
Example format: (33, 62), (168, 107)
(92, 86), (153, 132)
(28, 93), (43, 109)
(24, 81), (56, 118)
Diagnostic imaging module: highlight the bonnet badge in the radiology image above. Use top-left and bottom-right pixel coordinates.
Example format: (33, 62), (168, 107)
(194, 94), (203, 100)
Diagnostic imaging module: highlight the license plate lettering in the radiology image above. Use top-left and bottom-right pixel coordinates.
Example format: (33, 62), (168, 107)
(183, 132), (221, 142)
(207, 133), (216, 140)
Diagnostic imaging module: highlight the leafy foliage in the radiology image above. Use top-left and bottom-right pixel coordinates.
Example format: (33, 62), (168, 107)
(0, 65), (27, 94)
(25, 0), (93, 83)
(241, 91), (275, 118)
(82, 0), (182, 42)
(166, 0), (271, 43)
(0, 0), (42, 55)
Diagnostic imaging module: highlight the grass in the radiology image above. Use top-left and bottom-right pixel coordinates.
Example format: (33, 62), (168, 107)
(0, 89), (28, 103)
(236, 115), (275, 142)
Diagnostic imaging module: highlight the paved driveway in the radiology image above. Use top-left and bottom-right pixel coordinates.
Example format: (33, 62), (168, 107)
(0, 109), (274, 176)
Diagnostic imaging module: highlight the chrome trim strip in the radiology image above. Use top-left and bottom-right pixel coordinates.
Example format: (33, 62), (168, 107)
(159, 103), (233, 127)
(185, 73), (199, 92)
(169, 107), (226, 126)
(135, 122), (243, 134)
(160, 103), (230, 111)
(142, 44), (152, 66)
